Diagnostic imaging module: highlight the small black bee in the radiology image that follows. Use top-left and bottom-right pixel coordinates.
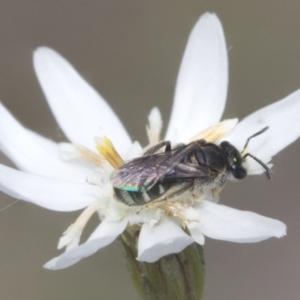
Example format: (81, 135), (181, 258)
(111, 127), (271, 206)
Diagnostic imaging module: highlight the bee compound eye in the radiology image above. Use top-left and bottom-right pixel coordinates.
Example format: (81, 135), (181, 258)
(231, 164), (247, 179)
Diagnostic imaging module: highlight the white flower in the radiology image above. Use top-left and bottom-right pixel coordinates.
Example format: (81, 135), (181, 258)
(0, 13), (299, 270)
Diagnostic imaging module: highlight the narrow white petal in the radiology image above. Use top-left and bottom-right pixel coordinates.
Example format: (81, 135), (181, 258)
(0, 164), (97, 211)
(225, 89), (300, 164)
(195, 201), (286, 243)
(33, 47), (131, 153)
(26, 129), (60, 157)
(165, 13), (228, 143)
(44, 218), (127, 269)
(0, 102), (89, 182)
(147, 107), (162, 145)
(137, 216), (194, 262)
(187, 222), (205, 245)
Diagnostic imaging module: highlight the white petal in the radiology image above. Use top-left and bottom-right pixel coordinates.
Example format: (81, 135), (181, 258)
(44, 218), (127, 269)
(225, 89), (300, 164)
(33, 47), (131, 153)
(26, 129), (60, 157)
(195, 201), (286, 243)
(137, 216), (194, 262)
(124, 141), (143, 160)
(0, 102), (89, 182)
(147, 107), (162, 145)
(0, 164), (97, 211)
(187, 222), (205, 245)
(165, 13), (228, 143)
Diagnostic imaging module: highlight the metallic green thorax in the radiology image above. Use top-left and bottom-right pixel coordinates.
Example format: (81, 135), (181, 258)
(120, 226), (205, 300)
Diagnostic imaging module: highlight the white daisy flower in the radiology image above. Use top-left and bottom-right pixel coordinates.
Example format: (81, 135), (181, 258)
(0, 12), (299, 270)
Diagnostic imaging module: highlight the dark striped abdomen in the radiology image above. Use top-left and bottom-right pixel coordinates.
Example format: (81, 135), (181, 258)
(114, 182), (171, 206)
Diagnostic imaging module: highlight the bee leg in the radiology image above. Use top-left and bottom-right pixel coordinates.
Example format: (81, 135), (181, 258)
(144, 181), (193, 209)
(143, 140), (171, 155)
(175, 162), (211, 178)
(170, 141), (207, 163)
(171, 180), (194, 198)
(152, 181), (198, 226)
(165, 181), (195, 202)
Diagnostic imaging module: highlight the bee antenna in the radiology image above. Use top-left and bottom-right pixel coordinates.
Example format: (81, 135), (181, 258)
(243, 153), (273, 180)
(242, 126), (272, 180)
(242, 126), (269, 152)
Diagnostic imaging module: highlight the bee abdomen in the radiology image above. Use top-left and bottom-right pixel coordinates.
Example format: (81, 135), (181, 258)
(114, 183), (170, 206)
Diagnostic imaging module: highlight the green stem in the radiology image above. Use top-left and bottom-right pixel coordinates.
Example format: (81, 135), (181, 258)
(120, 226), (205, 300)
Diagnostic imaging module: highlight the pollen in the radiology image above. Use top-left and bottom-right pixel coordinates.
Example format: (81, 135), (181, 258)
(158, 201), (200, 227)
(74, 143), (106, 166)
(95, 136), (124, 169)
(187, 119), (238, 143)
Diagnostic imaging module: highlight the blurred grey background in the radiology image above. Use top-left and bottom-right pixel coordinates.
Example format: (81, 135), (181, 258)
(0, 1), (299, 299)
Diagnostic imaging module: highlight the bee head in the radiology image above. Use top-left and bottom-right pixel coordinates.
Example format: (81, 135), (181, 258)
(221, 127), (272, 180)
(220, 141), (247, 179)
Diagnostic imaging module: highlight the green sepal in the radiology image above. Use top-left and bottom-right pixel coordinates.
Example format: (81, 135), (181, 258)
(120, 225), (205, 300)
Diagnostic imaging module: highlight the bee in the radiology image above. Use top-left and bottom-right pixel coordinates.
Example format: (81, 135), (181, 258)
(111, 127), (271, 206)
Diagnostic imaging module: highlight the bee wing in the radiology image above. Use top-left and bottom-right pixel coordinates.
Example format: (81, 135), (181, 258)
(111, 141), (213, 192)
(111, 154), (175, 192)
(161, 162), (213, 182)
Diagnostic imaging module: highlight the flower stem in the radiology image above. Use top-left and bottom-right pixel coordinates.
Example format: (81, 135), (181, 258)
(120, 226), (205, 300)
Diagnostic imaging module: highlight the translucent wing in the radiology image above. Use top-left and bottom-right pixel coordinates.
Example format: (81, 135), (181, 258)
(111, 153), (175, 192)
(111, 141), (212, 192)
